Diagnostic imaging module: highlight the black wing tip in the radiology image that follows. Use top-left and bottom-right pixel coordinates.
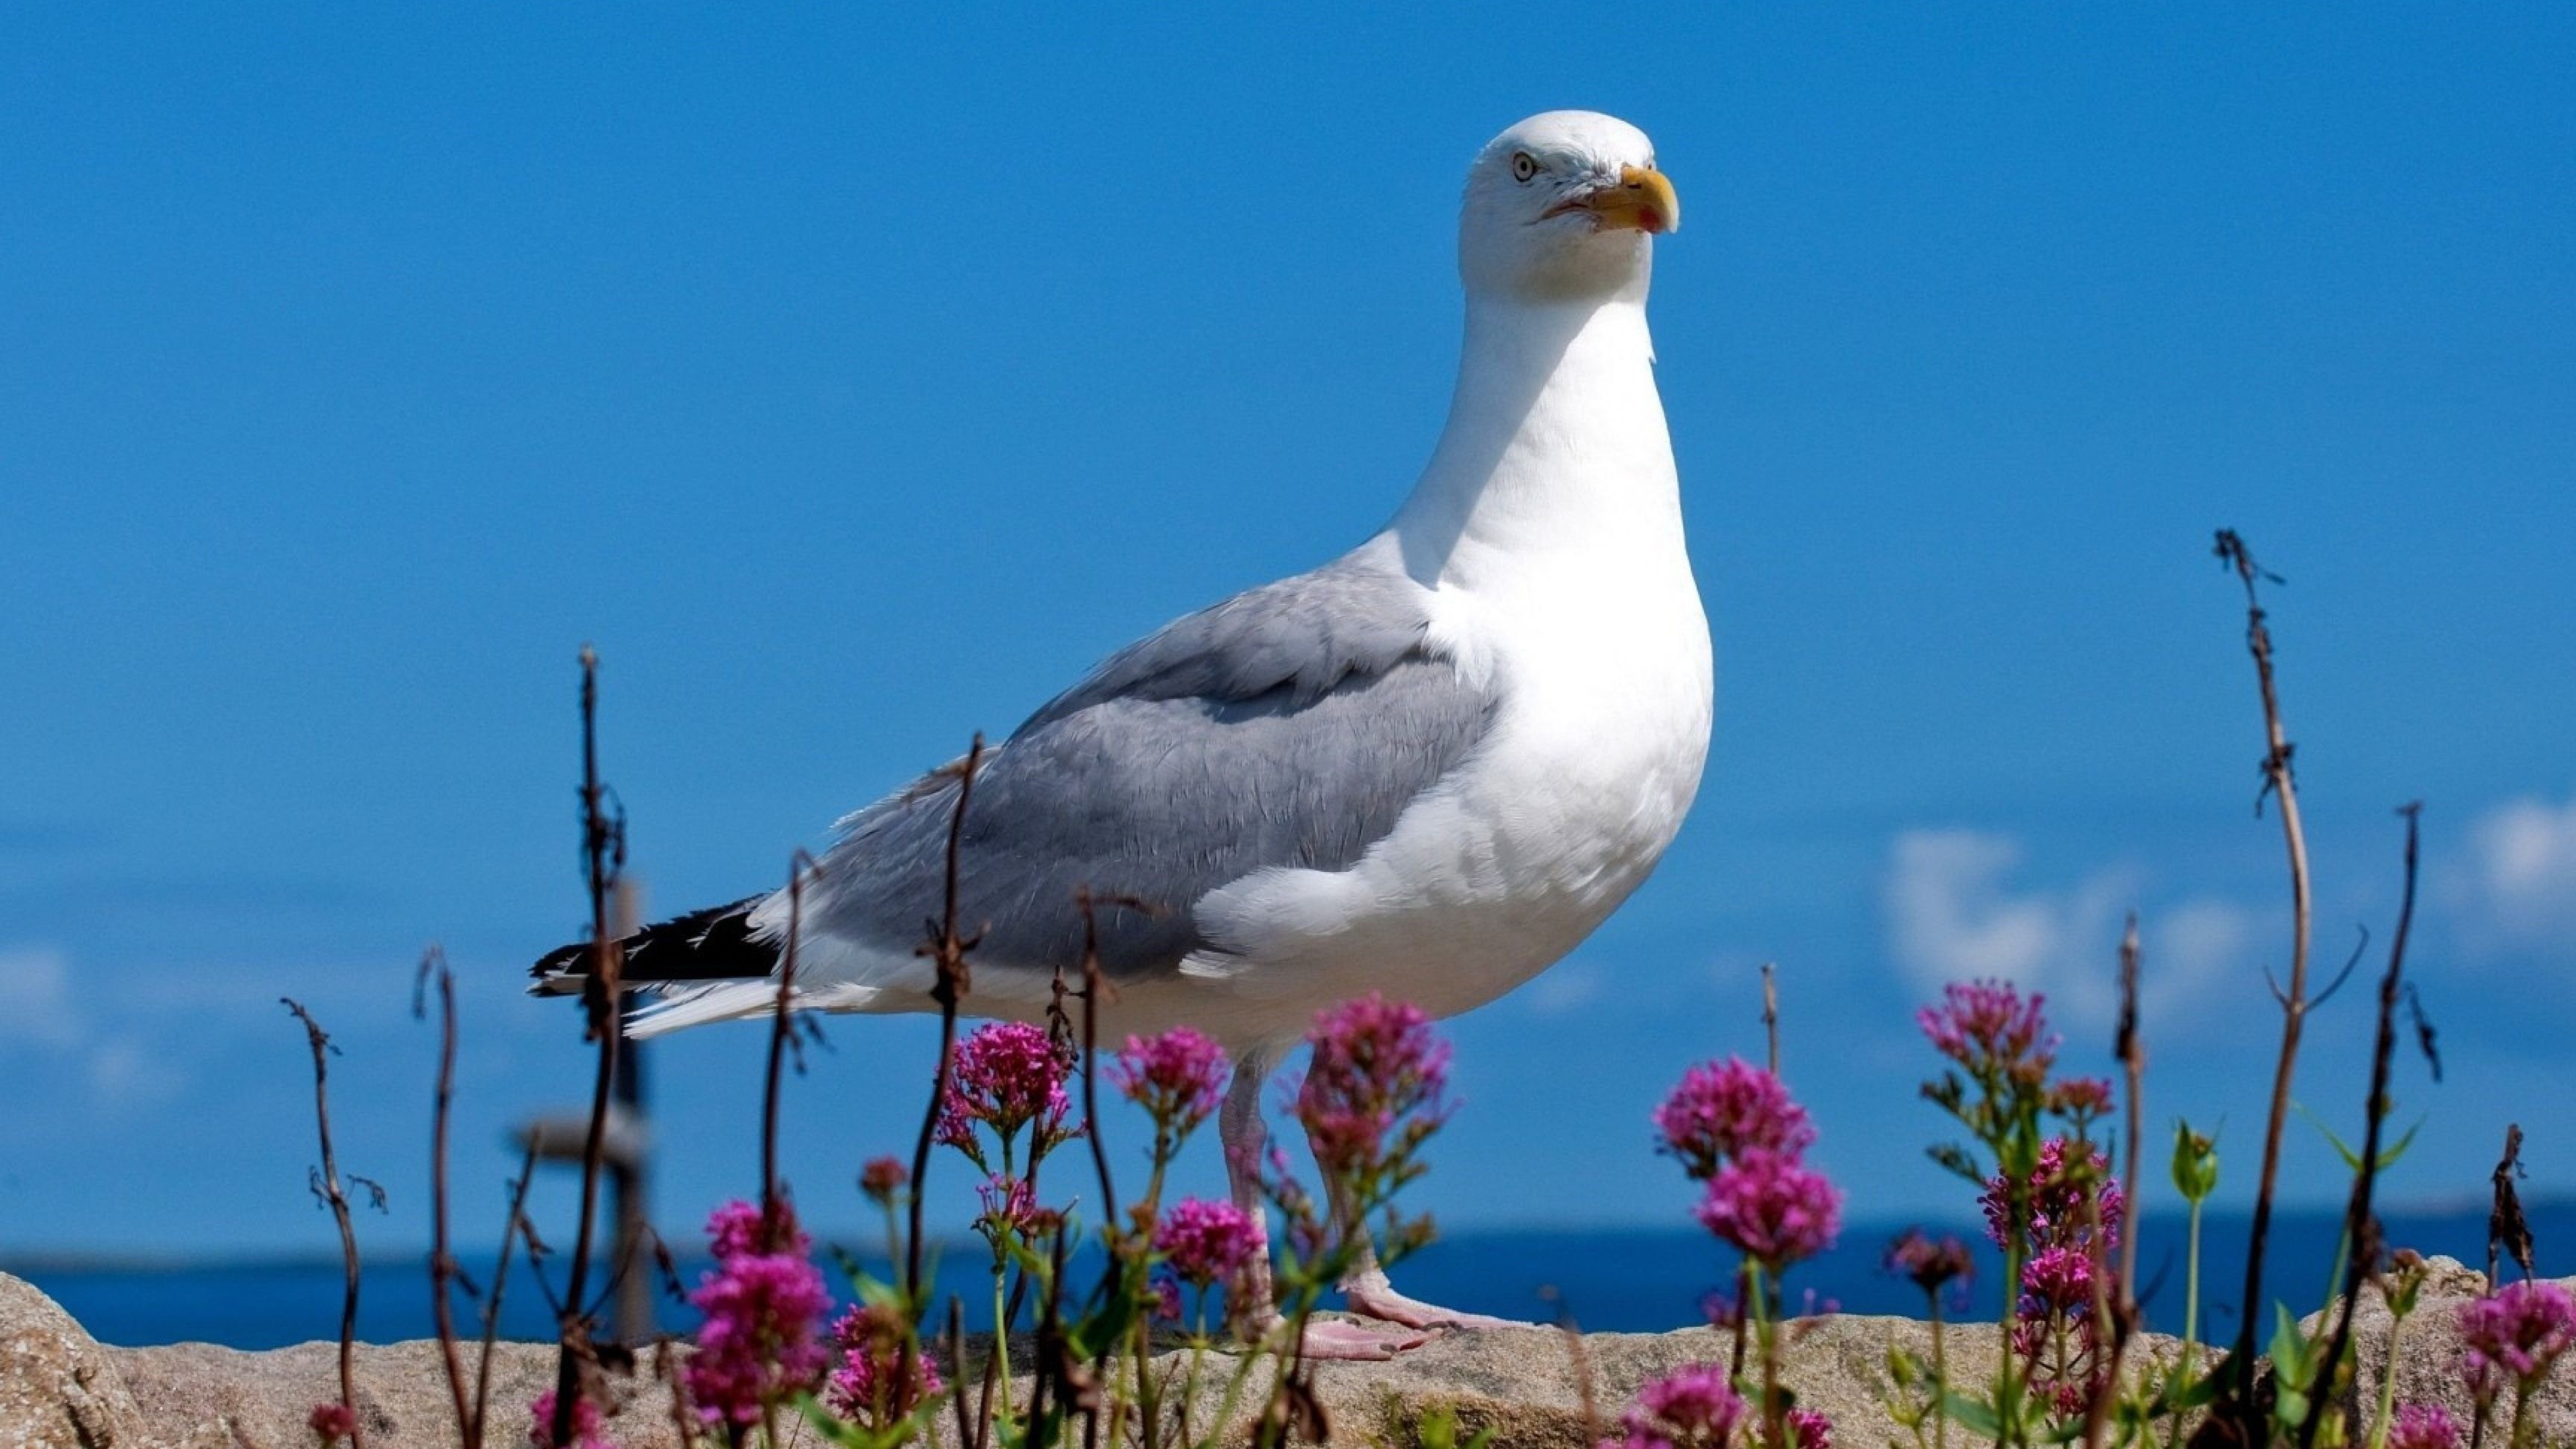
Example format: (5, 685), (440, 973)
(526, 894), (776, 996)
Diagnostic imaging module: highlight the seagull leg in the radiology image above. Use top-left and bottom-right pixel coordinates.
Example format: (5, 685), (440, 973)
(1324, 1159), (1532, 1332)
(1220, 1047), (1432, 1360)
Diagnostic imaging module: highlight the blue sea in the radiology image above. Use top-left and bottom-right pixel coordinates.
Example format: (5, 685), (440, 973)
(12, 1205), (2561, 1350)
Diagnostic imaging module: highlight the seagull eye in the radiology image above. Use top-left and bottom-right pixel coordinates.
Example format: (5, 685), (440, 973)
(1509, 152), (1539, 183)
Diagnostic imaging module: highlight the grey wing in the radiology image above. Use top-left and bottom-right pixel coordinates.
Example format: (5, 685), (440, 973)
(805, 543), (1494, 979)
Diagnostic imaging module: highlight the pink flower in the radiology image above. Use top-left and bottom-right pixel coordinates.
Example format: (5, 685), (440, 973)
(308, 1402), (356, 1446)
(1294, 994), (1452, 1182)
(823, 1303), (943, 1427)
(2459, 1280), (2576, 1403)
(2047, 1077), (2114, 1119)
(1981, 1138), (2123, 1252)
(1917, 979), (2057, 1086)
(1786, 1407), (1833, 1449)
(2006, 1242), (2115, 1416)
(1884, 1229), (1975, 1299)
(938, 1022), (1076, 1162)
(685, 1199), (831, 1427)
(2390, 1404), (2463, 1449)
(527, 1390), (613, 1449)
(859, 1156), (908, 1208)
(1111, 1027), (1231, 1133)
(1653, 1058), (1816, 1181)
(1695, 1148), (1841, 1268)
(973, 1173), (1061, 1244)
(1155, 1197), (1263, 1289)
(1605, 1362), (1746, 1449)
(2019, 1246), (2096, 1314)
(1148, 1271), (1184, 1324)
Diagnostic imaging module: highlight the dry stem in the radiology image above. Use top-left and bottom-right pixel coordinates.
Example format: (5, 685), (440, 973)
(417, 949), (477, 1447)
(552, 644), (627, 1447)
(2214, 529), (2316, 1421)
(285, 998), (369, 1449)
(2080, 916), (2146, 1449)
(2301, 805), (2423, 1449)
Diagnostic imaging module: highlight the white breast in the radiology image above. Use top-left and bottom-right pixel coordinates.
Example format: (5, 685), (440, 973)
(1172, 539), (1712, 1037)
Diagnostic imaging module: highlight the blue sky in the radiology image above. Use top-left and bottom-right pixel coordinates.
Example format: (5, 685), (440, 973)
(3, 5), (2572, 1263)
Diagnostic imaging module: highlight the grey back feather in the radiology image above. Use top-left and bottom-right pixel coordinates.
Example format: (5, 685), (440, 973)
(808, 543), (1493, 979)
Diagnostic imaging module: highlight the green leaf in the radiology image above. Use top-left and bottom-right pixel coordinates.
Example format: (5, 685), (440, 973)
(2378, 1118), (2424, 1168)
(1940, 1391), (2004, 1438)
(2271, 1302), (2313, 1385)
(2296, 1103), (2367, 1172)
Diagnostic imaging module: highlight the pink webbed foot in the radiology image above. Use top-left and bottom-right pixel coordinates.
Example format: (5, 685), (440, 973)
(1288, 1315), (1438, 1360)
(1340, 1270), (1534, 1332)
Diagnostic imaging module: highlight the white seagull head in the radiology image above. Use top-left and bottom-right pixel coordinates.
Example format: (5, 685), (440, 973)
(1458, 110), (1677, 303)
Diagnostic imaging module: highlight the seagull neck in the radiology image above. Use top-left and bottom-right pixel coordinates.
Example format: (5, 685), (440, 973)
(1391, 290), (1677, 588)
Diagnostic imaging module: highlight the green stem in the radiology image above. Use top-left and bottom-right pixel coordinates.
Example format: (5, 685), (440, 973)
(2168, 1198), (2204, 1449)
(1931, 1296), (1949, 1449)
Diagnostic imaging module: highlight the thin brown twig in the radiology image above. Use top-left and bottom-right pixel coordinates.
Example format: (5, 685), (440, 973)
(418, 948), (476, 1448)
(1539, 1286), (1605, 1446)
(2301, 804), (2423, 1449)
(2489, 1124), (2533, 1287)
(1074, 890), (1129, 1449)
(284, 998), (368, 1449)
(1760, 962), (1780, 1077)
(2213, 529), (2316, 1429)
(762, 850), (819, 1227)
(904, 737), (987, 1419)
(2080, 916), (2147, 1449)
(553, 644), (628, 1448)
(477, 1141), (542, 1447)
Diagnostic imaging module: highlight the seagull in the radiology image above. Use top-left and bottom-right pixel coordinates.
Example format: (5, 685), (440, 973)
(534, 110), (1711, 1358)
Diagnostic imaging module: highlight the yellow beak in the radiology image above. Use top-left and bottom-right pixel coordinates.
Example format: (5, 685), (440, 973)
(1583, 164), (1680, 235)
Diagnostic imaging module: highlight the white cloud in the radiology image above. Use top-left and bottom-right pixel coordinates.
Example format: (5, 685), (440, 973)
(86, 1035), (185, 1108)
(0, 945), (191, 1104)
(1521, 960), (1607, 1017)
(2451, 792), (2576, 955)
(1884, 829), (2263, 1025)
(0, 947), (83, 1049)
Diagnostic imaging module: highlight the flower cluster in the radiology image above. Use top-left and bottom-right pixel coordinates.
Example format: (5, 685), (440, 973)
(684, 1199), (831, 1428)
(1917, 979), (2057, 1089)
(822, 1303), (942, 1429)
(1980, 1137), (2123, 1251)
(1111, 1026), (1230, 1133)
(2459, 1279), (2576, 1405)
(527, 1389), (613, 1449)
(307, 1403), (356, 1447)
(1603, 1362), (1748, 1449)
(1784, 1407), (1833, 1449)
(1657, 1054), (1839, 1277)
(858, 1155), (908, 1208)
(1989, 1138), (2124, 1417)
(1654, 1057), (1816, 1181)
(973, 1173), (1061, 1245)
(2390, 1403), (2464, 1449)
(1294, 994), (1453, 1183)
(937, 1022), (1078, 1167)
(1884, 1228), (1975, 1305)
(1155, 1196), (1263, 1290)
(1694, 1148), (1842, 1269)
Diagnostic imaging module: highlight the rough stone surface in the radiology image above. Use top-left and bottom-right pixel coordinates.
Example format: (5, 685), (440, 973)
(74, 1262), (2576, 1448)
(109, 1337), (690, 1449)
(2307, 1256), (2576, 1446)
(0, 1271), (152, 1448)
